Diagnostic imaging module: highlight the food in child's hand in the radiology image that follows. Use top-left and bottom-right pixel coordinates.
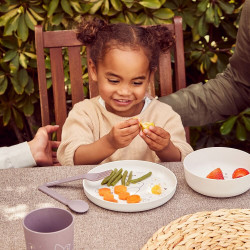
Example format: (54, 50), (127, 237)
(140, 122), (155, 131)
(130, 171), (152, 184)
(118, 192), (130, 200)
(103, 193), (118, 203)
(151, 184), (162, 195)
(232, 168), (249, 179)
(98, 188), (111, 196)
(206, 168), (224, 179)
(127, 195), (141, 203)
(114, 185), (127, 194)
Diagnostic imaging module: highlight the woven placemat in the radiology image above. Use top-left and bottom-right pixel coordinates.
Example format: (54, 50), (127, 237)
(142, 209), (250, 250)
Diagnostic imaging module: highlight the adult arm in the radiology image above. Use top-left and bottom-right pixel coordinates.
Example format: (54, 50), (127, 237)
(0, 125), (60, 169)
(0, 142), (36, 169)
(159, 1), (250, 127)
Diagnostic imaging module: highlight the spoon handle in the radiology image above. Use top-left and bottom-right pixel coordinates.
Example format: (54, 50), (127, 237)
(38, 185), (69, 206)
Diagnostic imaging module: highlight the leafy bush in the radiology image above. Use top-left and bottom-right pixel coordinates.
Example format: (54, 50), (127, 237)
(0, 0), (249, 151)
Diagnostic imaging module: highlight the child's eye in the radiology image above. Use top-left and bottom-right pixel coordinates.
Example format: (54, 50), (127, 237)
(108, 79), (119, 84)
(133, 81), (143, 85)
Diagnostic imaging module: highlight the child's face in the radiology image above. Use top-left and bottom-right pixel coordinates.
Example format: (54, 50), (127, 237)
(90, 47), (153, 117)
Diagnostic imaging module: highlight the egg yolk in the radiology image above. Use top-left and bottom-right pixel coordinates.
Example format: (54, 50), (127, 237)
(151, 185), (162, 195)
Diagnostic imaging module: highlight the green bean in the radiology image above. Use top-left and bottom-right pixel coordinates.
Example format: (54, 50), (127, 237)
(125, 171), (133, 186)
(130, 171), (152, 184)
(111, 173), (123, 186)
(121, 170), (128, 186)
(105, 168), (117, 186)
(107, 168), (123, 186)
(101, 168), (117, 185)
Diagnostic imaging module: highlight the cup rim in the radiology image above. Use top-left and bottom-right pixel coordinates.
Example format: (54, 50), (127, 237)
(23, 207), (74, 234)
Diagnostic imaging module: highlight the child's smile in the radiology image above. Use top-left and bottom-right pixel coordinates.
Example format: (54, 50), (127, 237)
(113, 99), (133, 106)
(90, 46), (153, 117)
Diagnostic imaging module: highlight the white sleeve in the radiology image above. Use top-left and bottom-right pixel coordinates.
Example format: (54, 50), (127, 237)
(0, 142), (36, 169)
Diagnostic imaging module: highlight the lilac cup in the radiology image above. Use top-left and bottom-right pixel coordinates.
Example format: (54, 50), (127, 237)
(23, 207), (74, 250)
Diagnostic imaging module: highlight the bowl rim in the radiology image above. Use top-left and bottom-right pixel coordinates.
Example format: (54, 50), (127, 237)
(183, 147), (250, 182)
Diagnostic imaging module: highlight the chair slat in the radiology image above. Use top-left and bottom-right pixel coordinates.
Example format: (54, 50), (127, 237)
(173, 16), (186, 90)
(68, 46), (84, 105)
(50, 48), (67, 140)
(44, 30), (82, 48)
(159, 52), (172, 96)
(35, 25), (50, 126)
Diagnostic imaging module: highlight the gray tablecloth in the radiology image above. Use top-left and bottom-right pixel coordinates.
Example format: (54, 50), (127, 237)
(0, 163), (249, 250)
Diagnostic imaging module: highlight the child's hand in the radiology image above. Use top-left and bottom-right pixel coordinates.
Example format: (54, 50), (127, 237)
(107, 118), (140, 149)
(139, 126), (171, 152)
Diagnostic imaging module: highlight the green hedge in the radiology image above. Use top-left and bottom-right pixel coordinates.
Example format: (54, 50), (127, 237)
(0, 0), (249, 150)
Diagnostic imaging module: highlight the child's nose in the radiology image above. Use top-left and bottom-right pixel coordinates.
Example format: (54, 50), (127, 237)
(117, 85), (131, 96)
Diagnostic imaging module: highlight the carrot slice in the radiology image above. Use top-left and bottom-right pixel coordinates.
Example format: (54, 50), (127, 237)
(118, 192), (130, 200)
(103, 193), (118, 203)
(127, 195), (141, 203)
(98, 188), (111, 196)
(114, 185), (127, 194)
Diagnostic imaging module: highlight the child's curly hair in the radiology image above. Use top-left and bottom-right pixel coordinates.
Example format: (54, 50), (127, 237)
(77, 17), (174, 72)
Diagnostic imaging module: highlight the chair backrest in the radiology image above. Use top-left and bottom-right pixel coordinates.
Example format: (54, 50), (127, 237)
(35, 16), (189, 141)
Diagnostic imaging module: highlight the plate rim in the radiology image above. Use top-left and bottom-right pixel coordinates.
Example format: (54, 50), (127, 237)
(83, 160), (177, 212)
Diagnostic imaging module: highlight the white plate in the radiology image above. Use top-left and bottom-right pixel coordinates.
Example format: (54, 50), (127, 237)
(83, 160), (177, 212)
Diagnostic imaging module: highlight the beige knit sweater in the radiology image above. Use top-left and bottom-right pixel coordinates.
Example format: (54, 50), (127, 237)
(57, 96), (193, 165)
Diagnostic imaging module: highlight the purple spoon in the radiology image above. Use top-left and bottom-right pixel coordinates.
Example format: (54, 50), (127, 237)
(38, 185), (89, 213)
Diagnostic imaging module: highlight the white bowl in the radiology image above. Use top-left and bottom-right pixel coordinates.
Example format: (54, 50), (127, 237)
(183, 147), (250, 198)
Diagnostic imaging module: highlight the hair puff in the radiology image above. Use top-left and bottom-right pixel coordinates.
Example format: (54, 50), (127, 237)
(146, 25), (174, 52)
(76, 17), (108, 46)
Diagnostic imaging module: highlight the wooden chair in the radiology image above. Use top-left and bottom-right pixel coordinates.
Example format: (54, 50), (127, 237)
(35, 16), (189, 141)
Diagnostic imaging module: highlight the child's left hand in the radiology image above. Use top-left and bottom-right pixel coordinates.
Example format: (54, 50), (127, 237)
(139, 126), (171, 152)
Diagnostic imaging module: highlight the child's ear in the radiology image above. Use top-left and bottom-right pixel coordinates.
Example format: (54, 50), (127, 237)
(88, 59), (98, 82)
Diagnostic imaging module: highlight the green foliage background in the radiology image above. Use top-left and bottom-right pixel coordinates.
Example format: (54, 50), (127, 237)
(0, 0), (249, 151)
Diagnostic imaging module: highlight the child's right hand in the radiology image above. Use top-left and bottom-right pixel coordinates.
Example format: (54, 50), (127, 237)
(107, 118), (140, 149)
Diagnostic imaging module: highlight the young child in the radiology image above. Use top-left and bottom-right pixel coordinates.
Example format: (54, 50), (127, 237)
(57, 17), (193, 166)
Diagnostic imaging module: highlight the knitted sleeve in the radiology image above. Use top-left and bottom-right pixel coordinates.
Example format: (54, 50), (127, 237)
(57, 100), (97, 165)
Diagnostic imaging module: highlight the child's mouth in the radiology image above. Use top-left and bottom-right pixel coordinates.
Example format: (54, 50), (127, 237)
(114, 99), (132, 106)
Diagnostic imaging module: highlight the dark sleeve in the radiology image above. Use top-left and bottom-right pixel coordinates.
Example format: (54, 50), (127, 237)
(159, 1), (250, 127)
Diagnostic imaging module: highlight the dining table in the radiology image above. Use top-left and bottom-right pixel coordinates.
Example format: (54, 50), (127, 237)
(0, 162), (249, 250)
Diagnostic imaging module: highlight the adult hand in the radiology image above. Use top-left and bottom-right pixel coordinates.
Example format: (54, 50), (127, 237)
(28, 125), (61, 166)
(107, 118), (140, 150)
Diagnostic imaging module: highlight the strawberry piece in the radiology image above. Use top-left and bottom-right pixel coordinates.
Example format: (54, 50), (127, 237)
(232, 168), (249, 179)
(206, 168), (224, 179)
